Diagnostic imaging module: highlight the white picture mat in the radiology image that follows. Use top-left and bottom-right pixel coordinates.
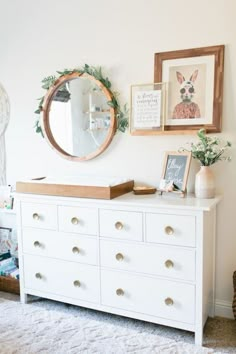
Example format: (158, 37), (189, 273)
(162, 55), (215, 126)
(133, 90), (162, 128)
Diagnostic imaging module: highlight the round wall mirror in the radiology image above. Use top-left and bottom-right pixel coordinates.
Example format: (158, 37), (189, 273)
(42, 72), (116, 161)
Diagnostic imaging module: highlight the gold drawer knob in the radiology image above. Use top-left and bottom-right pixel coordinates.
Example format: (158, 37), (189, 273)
(33, 241), (41, 248)
(116, 288), (124, 296)
(72, 246), (80, 254)
(165, 297), (174, 306)
(35, 272), (42, 279)
(32, 213), (40, 220)
(71, 217), (79, 225)
(115, 221), (123, 230)
(165, 259), (174, 268)
(164, 226), (174, 235)
(73, 280), (81, 288)
(115, 253), (124, 261)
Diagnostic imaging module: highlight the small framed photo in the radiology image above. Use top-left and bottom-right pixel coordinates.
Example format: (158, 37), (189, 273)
(130, 82), (167, 135)
(154, 45), (224, 133)
(160, 151), (191, 193)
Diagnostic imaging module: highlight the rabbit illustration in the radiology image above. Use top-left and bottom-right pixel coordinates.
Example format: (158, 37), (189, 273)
(172, 70), (201, 119)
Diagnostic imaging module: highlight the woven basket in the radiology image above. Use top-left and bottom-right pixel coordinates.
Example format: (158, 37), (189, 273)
(0, 276), (20, 295)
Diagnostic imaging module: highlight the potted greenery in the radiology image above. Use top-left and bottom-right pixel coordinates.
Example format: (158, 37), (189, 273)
(181, 129), (231, 198)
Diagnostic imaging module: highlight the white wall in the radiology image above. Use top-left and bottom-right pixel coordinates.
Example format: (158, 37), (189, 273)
(1, 0), (236, 316)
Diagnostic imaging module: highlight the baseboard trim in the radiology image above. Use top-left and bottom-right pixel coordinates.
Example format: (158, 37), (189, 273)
(215, 299), (234, 319)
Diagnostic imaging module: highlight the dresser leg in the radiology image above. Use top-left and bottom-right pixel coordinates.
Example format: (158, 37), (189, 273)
(20, 292), (28, 304)
(195, 329), (203, 346)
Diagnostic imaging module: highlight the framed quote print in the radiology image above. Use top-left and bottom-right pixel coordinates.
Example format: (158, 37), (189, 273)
(160, 151), (191, 196)
(130, 82), (167, 135)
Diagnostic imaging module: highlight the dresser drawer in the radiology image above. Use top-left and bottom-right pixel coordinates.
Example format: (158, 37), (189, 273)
(22, 228), (98, 265)
(21, 202), (57, 230)
(101, 269), (195, 324)
(100, 240), (195, 281)
(58, 206), (98, 235)
(100, 209), (143, 241)
(146, 213), (196, 247)
(23, 255), (99, 303)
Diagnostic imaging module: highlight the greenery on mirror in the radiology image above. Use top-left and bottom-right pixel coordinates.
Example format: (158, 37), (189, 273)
(34, 64), (129, 136)
(180, 129), (232, 166)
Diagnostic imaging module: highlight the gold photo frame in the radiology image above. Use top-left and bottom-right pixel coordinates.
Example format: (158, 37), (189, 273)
(130, 82), (167, 135)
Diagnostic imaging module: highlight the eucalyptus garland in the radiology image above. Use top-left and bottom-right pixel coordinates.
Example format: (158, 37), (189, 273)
(34, 64), (129, 136)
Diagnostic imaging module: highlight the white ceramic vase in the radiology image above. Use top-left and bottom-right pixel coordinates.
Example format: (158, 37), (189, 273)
(195, 166), (215, 199)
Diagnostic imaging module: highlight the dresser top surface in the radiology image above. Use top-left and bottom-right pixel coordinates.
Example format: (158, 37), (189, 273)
(15, 192), (221, 211)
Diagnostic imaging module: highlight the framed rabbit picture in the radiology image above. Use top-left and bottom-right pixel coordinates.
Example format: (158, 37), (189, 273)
(154, 45), (224, 133)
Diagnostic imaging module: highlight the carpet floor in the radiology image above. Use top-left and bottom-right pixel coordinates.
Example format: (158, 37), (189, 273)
(0, 292), (235, 354)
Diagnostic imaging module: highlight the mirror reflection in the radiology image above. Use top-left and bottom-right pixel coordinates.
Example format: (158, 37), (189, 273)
(47, 76), (113, 159)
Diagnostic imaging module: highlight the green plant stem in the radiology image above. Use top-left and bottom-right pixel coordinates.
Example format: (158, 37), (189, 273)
(35, 65), (129, 136)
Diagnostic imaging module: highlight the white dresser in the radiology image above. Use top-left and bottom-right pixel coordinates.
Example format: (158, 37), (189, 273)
(16, 192), (220, 345)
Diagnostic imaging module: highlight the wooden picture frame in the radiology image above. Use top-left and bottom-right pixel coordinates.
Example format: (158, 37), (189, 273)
(154, 45), (224, 133)
(130, 82), (167, 135)
(161, 151), (191, 194)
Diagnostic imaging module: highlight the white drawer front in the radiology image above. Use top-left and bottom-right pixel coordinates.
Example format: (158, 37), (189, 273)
(23, 255), (99, 303)
(21, 202), (57, 230)
(101, 269), (195, 324)
(146, 213), (196, 247)
(58, 206), (98, 235)
(100, 240), (195, 281)
(100, 209), (143, 241)
(22, 228), (98, 265)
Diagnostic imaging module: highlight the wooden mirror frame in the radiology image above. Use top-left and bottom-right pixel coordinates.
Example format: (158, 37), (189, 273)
(42, 71), (116, 161)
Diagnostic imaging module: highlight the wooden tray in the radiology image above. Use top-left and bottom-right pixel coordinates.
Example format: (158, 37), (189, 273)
(16, 178), (134, 200)
(133, 186), (157, 195)
(0, 276), (20, 294)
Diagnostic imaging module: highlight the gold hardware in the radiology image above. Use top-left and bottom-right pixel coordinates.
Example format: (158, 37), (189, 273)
(115, 221), (123, 230)
(71, 217), (79, 225)
(115, 253), (124, 261)
(165, 259), (174, 268)
(72, 246), (80, 254)
(32, 213), (40, 220)
(73, 280), (81, 287)
(116, 288), (124, 296)
(165, 297), (174, 306)
(35, 272), (42, 279)
(164, 226), (174, 235)
(33, 241), (41, 248)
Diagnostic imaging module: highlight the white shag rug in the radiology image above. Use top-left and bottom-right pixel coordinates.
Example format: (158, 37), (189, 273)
(0, 295), (218, 354)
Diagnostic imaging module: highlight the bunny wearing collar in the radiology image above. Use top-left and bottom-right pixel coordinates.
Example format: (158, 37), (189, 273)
(172, 70), (201, 119)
